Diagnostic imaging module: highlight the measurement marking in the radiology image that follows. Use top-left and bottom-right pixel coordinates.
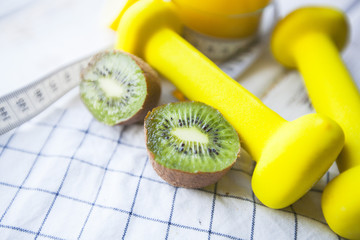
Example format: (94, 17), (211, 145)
(0, 56), (92, 135)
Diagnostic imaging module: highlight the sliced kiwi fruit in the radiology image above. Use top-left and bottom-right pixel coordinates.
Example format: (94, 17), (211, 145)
(145, 101), (240, 188)
(80, 50), (161, 125)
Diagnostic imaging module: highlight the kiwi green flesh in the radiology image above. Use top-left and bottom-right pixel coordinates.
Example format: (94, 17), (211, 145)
(145, 102), (240, 173)
(80, 51), (147, 126)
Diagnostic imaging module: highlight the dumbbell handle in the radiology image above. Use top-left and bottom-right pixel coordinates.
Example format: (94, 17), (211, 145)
(292, 32), (360, 172)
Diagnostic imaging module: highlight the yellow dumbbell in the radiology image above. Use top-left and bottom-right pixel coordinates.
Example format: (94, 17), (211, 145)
(114, 0), (344, 209)
(271, 7), (360, 239)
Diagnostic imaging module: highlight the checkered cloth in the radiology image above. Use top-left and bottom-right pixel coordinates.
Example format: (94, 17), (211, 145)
(1, 1), (360, 239)
(0, 82), (343, 240)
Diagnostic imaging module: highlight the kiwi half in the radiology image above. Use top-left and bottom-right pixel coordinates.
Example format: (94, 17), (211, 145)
(80, 50), (161, 125)
(145, 102), (240, 188)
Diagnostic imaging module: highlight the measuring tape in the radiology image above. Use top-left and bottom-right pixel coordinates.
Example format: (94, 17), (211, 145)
(0, 58), (91, 135)
(183, 27), (256, 61)
(0, 33), (265, 136)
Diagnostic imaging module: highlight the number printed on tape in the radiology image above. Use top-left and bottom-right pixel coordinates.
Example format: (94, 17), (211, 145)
(0, 56), (91, 135)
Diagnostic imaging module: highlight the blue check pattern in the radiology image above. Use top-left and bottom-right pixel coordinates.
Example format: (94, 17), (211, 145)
(1, 1), (360, 239)
(0, 90), (342, 240)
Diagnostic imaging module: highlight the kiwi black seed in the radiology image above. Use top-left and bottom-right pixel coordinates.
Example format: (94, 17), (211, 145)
(80, 50), (161, 125)
(144, 102), (241, 188)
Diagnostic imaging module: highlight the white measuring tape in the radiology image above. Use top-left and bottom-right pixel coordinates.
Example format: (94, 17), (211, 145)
(0, 58), (91, 135)
(183, 27), (256, 61)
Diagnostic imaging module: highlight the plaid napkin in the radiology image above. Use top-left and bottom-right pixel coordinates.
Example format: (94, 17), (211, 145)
(0, 78), (343, 239)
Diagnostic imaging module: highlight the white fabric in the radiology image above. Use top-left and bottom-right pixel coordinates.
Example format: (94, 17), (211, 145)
(0, 89), (342, 239)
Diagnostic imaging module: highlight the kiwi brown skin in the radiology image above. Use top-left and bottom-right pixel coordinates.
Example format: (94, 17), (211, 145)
(81, 49), (161, 125)
(144, 107), (240, 189)
(149, 150), (236, 188)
